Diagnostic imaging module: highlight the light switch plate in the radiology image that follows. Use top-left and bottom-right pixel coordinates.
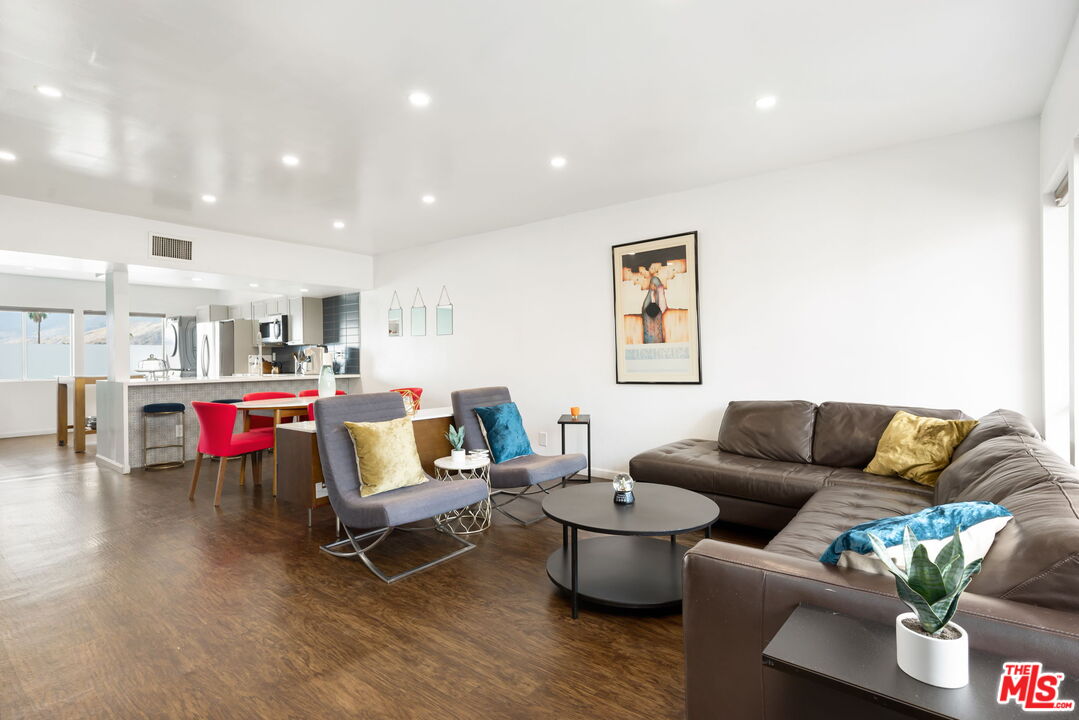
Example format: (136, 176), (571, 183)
(538, 432), (548, 447)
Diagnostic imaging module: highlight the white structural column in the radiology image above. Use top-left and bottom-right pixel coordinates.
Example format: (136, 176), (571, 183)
(96, 263), (132, 473)
(105, 263), (130, 381)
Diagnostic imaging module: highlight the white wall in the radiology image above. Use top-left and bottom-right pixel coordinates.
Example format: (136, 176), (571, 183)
(0, 274), (224, 438)
(1041, 15), (1079, 188)
(0, 194), (374, 291)
(361, 119), (1042, 475)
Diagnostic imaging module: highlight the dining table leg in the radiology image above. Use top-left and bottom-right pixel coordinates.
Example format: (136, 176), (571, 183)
(272, 408), (281, 497)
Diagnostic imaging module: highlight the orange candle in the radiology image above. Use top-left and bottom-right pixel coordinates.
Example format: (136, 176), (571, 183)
(570, 406), (580, 419)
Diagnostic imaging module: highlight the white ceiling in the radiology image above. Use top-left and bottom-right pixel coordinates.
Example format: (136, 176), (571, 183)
(0, 0), (1075, 256)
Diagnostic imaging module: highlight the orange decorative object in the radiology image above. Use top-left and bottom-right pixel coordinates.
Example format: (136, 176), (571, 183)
(570, 406), (581, 420)
(391, 387), (423, 414)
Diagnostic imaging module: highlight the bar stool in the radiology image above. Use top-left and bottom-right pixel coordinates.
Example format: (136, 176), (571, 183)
(142, 402), (186, 471)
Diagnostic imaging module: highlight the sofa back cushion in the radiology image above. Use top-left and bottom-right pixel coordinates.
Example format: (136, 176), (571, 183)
(951, 434), (1079, 611)
(811, 402), (968, 469)
(717, 400), (817, 464)
(936, 435), (1029, 504)
(950, 408), (1040, 462)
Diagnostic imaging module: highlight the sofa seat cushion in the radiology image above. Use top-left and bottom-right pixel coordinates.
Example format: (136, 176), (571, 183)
(812, 401), (968, 469)
(823, 468), (934, 498)
(717, 400), (817, 463)
(629, 439), (832, 508)
(764, 485), (932, 562)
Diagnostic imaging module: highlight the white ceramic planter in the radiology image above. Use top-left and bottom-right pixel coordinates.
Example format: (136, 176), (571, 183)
(895, 612), (968, 688)
(451, 449), (467, 463)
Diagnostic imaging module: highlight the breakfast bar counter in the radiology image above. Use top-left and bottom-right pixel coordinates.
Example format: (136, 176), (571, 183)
(94, 374), (362, 473)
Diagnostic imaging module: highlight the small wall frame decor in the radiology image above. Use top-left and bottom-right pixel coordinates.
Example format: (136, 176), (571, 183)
(612, 231), (701, 384)
(388, 291), (403, 337)
(410, 289), (427, 337)
(436, 286), (454, 336)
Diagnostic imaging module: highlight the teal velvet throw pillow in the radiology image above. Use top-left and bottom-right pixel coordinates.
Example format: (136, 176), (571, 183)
(473, 402), (534, 464)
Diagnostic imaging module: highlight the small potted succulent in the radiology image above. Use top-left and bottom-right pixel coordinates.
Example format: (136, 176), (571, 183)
(445, 425), (466, 463)
(868, 527), (981, 689)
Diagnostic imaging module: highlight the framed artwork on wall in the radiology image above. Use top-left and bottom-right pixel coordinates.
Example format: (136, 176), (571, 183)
(612, 231), (701, 384)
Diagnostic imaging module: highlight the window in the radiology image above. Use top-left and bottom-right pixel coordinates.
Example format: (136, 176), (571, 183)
(81, 312), (166, 375)
(0, 310), (21, 380)
(129, 314), (164, 373)
(83, 312), (108, 376)
(0, 308), (72, 380)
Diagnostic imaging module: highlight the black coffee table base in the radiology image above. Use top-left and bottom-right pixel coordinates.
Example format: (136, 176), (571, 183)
(546, 536), (687, 613)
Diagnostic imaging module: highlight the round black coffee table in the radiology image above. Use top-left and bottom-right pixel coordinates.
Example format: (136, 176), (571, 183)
(541, 482), (719, 618)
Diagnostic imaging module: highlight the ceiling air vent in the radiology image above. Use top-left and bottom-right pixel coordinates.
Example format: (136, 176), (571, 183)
(149, 234), (193, 261)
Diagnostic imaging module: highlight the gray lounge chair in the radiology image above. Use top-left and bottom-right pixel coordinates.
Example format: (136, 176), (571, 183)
(451, 386), (587, 525)
(315, 392), (488, 582)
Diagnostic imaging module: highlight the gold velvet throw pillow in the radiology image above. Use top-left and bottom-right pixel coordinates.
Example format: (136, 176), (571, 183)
(865, 411), (978, 487)
(344, 416), (428, 497)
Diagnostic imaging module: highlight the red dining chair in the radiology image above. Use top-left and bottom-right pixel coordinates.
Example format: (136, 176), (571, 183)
(189, 401), (276, 506)
(298, 389), (345, 421)
(242, 391), (297, 430)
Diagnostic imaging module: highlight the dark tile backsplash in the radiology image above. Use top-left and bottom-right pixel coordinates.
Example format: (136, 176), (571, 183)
(270, 293), (360, 375)
(323, 292), (361, 375)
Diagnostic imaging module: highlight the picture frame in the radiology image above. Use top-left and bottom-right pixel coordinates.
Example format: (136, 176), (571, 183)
(612, 231), (701, 384)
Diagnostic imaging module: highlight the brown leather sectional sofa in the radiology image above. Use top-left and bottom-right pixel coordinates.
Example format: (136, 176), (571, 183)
(629, 400), (1079, 720)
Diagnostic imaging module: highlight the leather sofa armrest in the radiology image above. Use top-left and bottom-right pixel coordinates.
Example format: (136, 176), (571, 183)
(683, 539), (1079, 720)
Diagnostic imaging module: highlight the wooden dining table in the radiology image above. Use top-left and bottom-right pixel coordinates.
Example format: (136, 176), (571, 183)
(234, 396), (314, 497)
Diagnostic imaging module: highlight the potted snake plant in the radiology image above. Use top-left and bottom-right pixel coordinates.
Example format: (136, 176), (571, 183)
(445, 425), (466, 463)
(868, 526), (981, 689)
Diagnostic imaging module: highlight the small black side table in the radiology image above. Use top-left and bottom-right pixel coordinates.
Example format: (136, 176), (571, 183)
(763, 604), (1079, 719)
(557, 414), (591, 482)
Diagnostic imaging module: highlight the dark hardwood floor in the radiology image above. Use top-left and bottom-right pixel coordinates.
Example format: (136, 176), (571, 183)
(0, 435), (771, 719)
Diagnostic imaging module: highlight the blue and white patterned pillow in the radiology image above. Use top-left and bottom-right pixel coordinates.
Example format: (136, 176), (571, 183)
(820, 501), (1013, 575)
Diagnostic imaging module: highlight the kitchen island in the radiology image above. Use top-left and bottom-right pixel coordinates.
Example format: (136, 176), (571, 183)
(94, 373), (362, 473)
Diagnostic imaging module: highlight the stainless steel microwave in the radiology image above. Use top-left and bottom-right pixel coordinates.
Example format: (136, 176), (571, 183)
(258, 314), (288, 344)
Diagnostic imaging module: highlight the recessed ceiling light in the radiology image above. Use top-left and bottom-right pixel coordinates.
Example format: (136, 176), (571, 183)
(24, 266), (35, 271)
(300, 288), (309, 293)
(192, 277), (203, 282)
(755, 95), (778, 111)
(35, 85), (63, 99)
(201, 194), (217, 204)
(421, 194), (436, 204)
(281, 154), (300, 167)
(249, 283), (259, 288)
(550, 155), (567, 169)
(409, 91), (431, 108)
(0, 150), (15, 162)
(332, 220), (345, 229)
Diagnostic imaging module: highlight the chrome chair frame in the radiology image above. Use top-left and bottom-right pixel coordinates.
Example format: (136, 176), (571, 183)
(320, 522), (475, 583)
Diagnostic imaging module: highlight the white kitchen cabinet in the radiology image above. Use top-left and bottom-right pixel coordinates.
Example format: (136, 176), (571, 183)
(273, 297), (289, 314)
(250, 300), (268, 319)
(287, 296), (323, 345)
(228, 304), (249, 320)
(195, 304), (229, 323)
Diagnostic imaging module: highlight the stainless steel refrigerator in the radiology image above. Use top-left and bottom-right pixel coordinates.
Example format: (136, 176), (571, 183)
(164, 315), (197, 377)
(196, 319), (254, 378)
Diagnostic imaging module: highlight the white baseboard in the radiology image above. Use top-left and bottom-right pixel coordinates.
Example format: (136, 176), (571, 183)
(0, 429), (57, 439)
(95, 455), (129, 474)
